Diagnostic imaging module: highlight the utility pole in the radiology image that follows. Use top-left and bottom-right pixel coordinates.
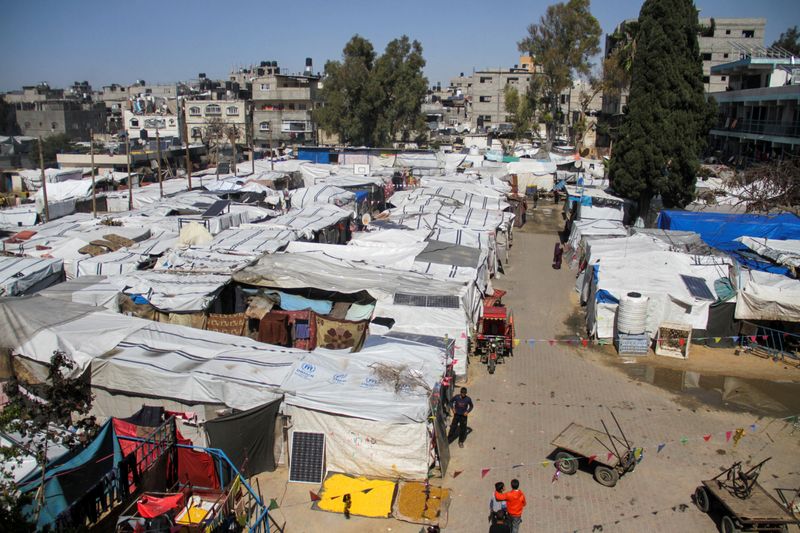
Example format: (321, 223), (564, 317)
(269, 125), (274, 171)
(90, 129), (97, 217)
(181, 99), (192, 190)
(156, 127), (163, 198)
(126, 134), (133, 211)
(37, 137), (50, 223)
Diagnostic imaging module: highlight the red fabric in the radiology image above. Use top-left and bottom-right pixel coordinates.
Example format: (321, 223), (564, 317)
(175, 429), (220, 489)
(136, 493), (185, 518)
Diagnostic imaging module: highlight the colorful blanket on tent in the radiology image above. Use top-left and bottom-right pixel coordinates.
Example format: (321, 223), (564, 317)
(206, 312), (247, 336)
(315, 315), (368, 352)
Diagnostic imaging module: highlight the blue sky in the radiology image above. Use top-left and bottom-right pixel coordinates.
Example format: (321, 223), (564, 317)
(1, 0), (797, 92)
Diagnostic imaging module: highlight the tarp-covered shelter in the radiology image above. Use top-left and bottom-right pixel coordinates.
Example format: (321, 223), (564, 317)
(0, 257), (64, 296)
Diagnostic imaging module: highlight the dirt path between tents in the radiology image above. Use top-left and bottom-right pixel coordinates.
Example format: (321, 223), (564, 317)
(255, 205), (800, 533)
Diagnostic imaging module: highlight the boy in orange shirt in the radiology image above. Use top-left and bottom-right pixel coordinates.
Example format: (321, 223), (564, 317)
(494, 478), (526, 533)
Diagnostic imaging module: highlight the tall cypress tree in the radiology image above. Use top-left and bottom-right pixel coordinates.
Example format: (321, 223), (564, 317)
(609, 0), (716, 210)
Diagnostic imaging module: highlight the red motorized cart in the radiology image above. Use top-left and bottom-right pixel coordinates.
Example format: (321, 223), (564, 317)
(474, 290), (514, 374)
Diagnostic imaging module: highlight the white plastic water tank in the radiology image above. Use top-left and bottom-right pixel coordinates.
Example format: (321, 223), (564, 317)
(617, 292), (649, 335)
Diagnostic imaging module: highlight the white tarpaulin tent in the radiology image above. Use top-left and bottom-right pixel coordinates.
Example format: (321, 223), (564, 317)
(290, 185), (356, 210)
(0, 257), (63, 296)
(117, 271), (230, 312)
(737, 237), (800, 269)
(263, 203), (352, 239)
(155, 247), (258, 274)
(735, 270), (800, 322)
(210, 227), (297, 255)
(38, 275), (120, 310)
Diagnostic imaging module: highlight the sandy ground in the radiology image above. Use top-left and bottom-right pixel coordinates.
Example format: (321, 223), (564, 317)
(254, 205), (800, 533)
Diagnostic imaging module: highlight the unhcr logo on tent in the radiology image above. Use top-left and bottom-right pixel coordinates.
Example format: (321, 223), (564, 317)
(295, 362), (316, 380)
(360, 376), (379, 389)
(330, 373), (348, 385)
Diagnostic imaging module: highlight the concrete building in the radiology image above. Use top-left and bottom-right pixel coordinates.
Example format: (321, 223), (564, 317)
(184, 99), (249, 145)
(2, 83), (64, 105)
(449, 57), (535, 132)
(124, 109), (183, 142)
(707, 46), (800, 164)
(15, 100), (106, 141)
(94, 83), (129, 134)
(251, 59), (322, 146)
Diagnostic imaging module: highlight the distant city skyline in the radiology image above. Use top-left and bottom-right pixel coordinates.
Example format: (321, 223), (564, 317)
(1, 0), (797, 92)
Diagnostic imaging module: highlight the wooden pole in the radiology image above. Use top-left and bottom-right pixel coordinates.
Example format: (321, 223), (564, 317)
(182, 99), (192, 190)
(156, 127), (163, 198)
(90, 129), (97, 217)
(126, 134), (133, 211)
(37, 136), (50, 222)
(269, 126), (274, 171)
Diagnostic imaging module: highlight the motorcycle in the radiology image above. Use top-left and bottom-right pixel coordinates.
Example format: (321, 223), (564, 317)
(486, 340), (501, 374)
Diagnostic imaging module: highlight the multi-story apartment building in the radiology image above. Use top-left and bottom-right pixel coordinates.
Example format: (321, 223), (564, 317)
(707, 46), (799, 164)
(250, 59), (322, 146)
(450, 57), (535, 132)
(184, 99), (249, 146)
(2, 83), (64, 105)
(15, 100), (106, 140)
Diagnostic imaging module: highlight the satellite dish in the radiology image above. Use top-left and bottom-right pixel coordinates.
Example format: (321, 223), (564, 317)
(361, 213), (372, 226)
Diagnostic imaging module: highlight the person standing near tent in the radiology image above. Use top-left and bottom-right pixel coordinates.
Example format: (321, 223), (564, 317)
(448, 387), (473, 448)
(494, 479), (526, 533)
(552, 242), (563, 269)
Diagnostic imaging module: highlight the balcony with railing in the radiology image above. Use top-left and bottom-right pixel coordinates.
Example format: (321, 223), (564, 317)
(711, 117), (800, 139)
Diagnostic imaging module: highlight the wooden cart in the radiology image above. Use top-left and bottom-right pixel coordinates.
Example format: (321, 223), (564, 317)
(550, 418), (637, 488)
(694, 459), (799, 533)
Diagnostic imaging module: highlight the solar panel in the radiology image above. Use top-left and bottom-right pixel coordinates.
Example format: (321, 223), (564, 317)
(202, 200), (230, 218)
(394, 293), (461, 309)
(681, 275), (715, 300)
(289, 432), (325, 484)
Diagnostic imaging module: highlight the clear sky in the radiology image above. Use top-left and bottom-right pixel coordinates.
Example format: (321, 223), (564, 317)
(1, 0), (797, 92)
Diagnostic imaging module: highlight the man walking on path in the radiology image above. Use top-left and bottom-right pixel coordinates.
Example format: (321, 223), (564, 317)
(494, 478), (526, 533)
(448, 387), (473, 448)
(489, 481), (507, 523)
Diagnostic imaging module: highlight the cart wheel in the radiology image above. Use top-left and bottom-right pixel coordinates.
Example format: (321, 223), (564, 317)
(555, 452), (578, 475)
(594, 466), (619, 487)
(720, 515), (740, 533)
(694, 486), (710, 513)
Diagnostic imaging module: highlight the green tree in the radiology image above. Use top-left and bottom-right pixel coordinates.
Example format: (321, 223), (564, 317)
(0, 96), (20, 136)
(315, 35), (427, 146)
(518, 0), (601, 147)
(504, 85), (538, 141)
(772, 26), (800, 56)
(1, 351), (96, 529)
(38, 133), (73, 167)
(609, 0), (716, 210)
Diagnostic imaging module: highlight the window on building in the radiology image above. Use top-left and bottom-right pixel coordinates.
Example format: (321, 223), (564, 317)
(702, 76), (710, 84)
(725, 29), (731, 35)
(560, 94), (567, 104)
(226, 106), (239, 116)
(51, 122), (58, 129)
(480, 115), (492, 123)
(721, 76), (727, 81)
(702, 53), (712, 61)
(189, 106), (201, 116)
(742, 30), (754, 38)
(191, 127), (201, 138)
(297, 103), (307, 110)
(724, 53), (729, 58)
(260, 83), (270, 90)
(479, 77), (492, 83)
(205, 104), (221, 115)
(479, 96), (492, 103)
(507, 77), (519, 84)
(259, 121), (270, 131)
(129, 118), (139, 128)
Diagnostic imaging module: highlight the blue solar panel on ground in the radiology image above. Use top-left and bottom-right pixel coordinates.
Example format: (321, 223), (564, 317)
(681, 275), (715, 300)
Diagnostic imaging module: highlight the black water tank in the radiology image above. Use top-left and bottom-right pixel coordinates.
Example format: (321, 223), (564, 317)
(199, 73), (206, 79)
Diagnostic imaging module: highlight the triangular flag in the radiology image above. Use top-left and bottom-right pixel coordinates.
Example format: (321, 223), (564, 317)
(268, 498), (279, 510)
(606, 452), (614, 462)
(541, 461), (550, 468)
(678, 338), (686, 346)
(633, 448), (642, 460)
(657, 443), (666, 453)
(749, 423), (757, 432)
(452, 470), (463, 478)
(309, 491), (321, 502)
(527, 339), (535, 347)
(749, 335), (757, 342)
(725, 430), (732, 442)
(549, 340), (556, 346)
(551, 470), (560, 483)
(761, 335), (768, 341)
(587, 454), (597, 464)
(703, 434), (712, 442)
(732, 336), (739, 343)
(362, 488), (373, 494)
(581, 339), (589, 347)
(714, 337), (721, 343)
(680, 437), (689, 445)
(512, 463), (525, 469)
(481, 468), (490, 479)
(460, 332), (466, 339)
(513, 338), (521, 347)
(733, 428), (745, 446)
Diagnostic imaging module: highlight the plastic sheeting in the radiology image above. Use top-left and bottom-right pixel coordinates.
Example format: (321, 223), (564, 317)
(737, 237), (800, 269)
(210, 227), (297, 255)
(735, 270), (800, 322)
(119, 271), (230, 312)
(0, 257), (63, 296)
(290, 185), (356, 209)
(38, 275), (121, 310)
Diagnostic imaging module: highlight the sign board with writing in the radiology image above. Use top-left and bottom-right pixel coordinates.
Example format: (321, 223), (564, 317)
(616, 334), (650, 356)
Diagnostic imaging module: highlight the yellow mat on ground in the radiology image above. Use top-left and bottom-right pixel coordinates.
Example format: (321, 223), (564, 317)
(317, 473), (396, 518)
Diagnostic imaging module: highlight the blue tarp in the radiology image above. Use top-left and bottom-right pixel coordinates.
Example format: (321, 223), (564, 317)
(268, 290), (333, 315)
(297, 148), (331, 164)
(354, 191), (369, 202)
(657, 210), (800, 274)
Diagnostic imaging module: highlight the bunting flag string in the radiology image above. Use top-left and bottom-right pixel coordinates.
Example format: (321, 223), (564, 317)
(494, 333), (797, 348)
(447, 414), (798, 479)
